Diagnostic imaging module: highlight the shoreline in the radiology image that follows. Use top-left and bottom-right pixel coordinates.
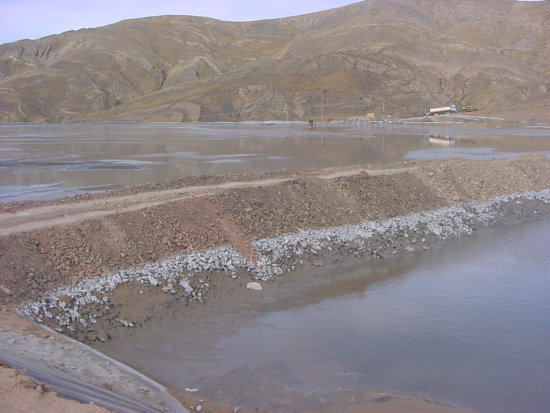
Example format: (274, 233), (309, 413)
(16, 189), (550, 342)
(1, 154), (549, 412)
(2, 118), (549, 206)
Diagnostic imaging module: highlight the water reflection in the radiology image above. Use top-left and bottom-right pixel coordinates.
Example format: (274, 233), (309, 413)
(98, 219), (550, 413)
(1, 123), (549, 201)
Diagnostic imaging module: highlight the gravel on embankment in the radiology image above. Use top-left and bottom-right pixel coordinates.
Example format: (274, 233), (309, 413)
(0, 154), (549, 343)
(17, 189), (550, 342)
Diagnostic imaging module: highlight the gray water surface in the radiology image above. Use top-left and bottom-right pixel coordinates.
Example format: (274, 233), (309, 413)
(98, 219), (550, 413)
(1, 122), (549, 201)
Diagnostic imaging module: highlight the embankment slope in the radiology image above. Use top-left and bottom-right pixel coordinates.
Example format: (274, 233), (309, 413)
(1, 154), (549, 412)
(1, 154), (548, 309)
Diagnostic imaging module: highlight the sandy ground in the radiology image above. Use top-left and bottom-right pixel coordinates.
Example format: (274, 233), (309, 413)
(1, 154), (549, 412)
(0, 363), (108, 413)
(0, 308), (187, 412)
(0, 308), (109, 412)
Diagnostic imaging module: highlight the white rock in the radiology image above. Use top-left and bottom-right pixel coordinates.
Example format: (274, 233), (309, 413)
(247, 282), (263, 291)
(179, 279), (194, 294)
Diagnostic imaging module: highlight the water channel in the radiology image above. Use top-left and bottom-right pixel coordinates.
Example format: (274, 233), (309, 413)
(97, 218), (550, 413)
(1, 122), (549, 201)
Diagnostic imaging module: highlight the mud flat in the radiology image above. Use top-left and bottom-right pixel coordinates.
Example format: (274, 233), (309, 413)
(1, 154), (550, 412)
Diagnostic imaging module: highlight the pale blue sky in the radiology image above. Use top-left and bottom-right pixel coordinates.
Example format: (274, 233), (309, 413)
(0, 0), (357, 44)
(0, 0), (544, 45)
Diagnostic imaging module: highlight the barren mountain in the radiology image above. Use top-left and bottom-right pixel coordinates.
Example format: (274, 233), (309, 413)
(0, 0), (548, 122)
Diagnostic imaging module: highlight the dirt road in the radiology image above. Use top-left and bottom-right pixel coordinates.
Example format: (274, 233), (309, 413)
(0, 168), (412, 236)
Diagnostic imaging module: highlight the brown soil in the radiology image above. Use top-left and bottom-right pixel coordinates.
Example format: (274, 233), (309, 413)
(0, 363), (108, 413)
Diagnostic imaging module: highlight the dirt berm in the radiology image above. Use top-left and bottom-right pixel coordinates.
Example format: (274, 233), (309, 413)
(1, 154), (549, 413)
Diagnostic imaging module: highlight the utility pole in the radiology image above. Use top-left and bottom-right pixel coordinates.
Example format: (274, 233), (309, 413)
(319, 89), (327, 122)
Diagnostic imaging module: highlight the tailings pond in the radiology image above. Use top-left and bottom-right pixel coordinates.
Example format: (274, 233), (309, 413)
(1, 122), (549, 201)
(96, 218), (550, 413)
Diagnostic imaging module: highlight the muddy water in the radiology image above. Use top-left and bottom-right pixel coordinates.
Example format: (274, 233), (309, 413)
(1, 122), (549, 201)
(97, 219), (550, 413)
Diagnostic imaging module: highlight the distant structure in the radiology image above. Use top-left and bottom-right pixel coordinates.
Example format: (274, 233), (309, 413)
(421, 105), (457, 116)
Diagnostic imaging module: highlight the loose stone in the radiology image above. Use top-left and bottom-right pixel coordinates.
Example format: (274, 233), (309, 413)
(247, 282), (263, 291)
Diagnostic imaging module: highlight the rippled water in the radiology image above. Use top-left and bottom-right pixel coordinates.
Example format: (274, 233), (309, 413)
(1, 122), (549, 201)
(98, 219), (550, 413)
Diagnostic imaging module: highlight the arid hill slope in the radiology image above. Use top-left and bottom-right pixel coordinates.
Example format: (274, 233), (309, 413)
(0, 0), (549, 122)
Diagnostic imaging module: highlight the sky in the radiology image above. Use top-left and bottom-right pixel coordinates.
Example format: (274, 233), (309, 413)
(0, 0), (544, 44)
(0, 0), (359, 44)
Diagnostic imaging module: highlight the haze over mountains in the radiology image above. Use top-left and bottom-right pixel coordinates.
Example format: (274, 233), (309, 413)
(0, 0), (548, 123)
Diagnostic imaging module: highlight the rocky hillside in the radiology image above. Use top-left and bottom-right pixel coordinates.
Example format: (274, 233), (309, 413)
(0, 0), (549, 122)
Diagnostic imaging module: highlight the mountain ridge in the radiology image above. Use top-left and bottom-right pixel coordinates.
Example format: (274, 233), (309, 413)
(1, 0), (549, 122)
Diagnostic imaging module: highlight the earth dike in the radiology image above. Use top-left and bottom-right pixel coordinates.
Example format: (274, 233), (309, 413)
(1, 154), (549, 412)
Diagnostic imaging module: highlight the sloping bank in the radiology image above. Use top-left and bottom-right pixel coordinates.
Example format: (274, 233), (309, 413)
(17, 188), (550, 342)
(1, 154), (549, 412)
